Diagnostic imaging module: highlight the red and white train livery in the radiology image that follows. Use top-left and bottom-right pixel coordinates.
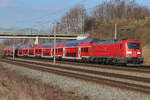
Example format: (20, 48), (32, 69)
(4, 38), (144, 64)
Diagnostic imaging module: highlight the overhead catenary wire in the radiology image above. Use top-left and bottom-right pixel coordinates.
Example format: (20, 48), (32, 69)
(14, 0), (99, 35)
(17, 0), (88, 25)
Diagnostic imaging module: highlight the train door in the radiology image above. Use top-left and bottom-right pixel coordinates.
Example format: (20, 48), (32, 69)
(78, 47), (81, 59)
(15, 49), (18, 57)
(42, 48), (43, 57)
(28, 48), (29, 56)
(63, 47), (65, 58)
(51, 48), (53, 57)
(33, 48), (35, 56)
(120, 43), (123, 57)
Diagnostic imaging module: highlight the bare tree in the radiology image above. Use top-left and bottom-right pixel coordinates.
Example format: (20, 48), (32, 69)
(58, 4), (86, 34)
(93, 0), (150, 21)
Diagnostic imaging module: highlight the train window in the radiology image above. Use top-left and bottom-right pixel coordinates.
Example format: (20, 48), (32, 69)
(58, 48), (63, 52)
(82, 48), (85, 52)
(82, 48), (88, 52)
(85, 48), (88, 52)
(120, 44), (122, 49)
(65, 52), (77, 57)
(44, 52), (49, 56)
(74, 53), (76, 57)
(66, 53), (68, 56)
(81, 48), (83, 52)
(39, 49), (42, 52)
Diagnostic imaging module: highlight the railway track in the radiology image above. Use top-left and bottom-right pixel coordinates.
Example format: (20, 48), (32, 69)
(9, 56), (150, 74)
(1, 57), (150, 95)
(57, 60), (150, 73)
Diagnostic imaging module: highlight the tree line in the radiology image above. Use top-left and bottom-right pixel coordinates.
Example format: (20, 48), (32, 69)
(55, 0), (150, 44)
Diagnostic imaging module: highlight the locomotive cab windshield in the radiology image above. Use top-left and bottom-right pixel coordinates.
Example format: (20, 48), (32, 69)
(127, 43), (140, 50)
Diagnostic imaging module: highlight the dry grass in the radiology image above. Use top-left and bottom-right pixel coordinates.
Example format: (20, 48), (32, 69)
(142, 45), (150, 65)
(0, 64), (89, 100)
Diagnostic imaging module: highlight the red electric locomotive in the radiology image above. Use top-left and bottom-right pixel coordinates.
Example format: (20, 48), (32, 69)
(90, 39), (143, 64)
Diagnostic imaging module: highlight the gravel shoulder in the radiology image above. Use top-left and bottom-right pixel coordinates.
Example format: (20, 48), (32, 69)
(1, 62), (150, 100)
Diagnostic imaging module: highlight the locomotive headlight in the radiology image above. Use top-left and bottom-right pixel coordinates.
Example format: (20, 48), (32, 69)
(137, 52), (141, 54)
(127, 51), (132, 56)
(137, 52), (141, 56)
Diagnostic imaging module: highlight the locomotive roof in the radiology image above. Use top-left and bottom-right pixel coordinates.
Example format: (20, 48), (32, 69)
(95, 40), (120, 45)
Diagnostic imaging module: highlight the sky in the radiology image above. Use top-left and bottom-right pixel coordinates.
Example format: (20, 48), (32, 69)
(0, 0), (149, 29)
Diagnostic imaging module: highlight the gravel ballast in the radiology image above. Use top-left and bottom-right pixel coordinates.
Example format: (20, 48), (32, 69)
(2, 62), (150, 100)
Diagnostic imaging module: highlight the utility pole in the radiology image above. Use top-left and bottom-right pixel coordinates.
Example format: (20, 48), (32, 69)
(53, 21), (57, 64)
(114, 24), (117, 40)
(13, 34), (15, 60)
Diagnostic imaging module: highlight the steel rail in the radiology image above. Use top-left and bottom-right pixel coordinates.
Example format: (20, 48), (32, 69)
(9, 57), (150, 74)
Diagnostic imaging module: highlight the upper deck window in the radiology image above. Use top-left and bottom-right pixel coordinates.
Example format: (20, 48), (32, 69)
(127, 43), (140, 49)
(81, 48), (88, 52)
